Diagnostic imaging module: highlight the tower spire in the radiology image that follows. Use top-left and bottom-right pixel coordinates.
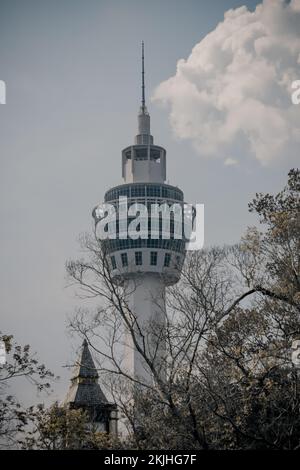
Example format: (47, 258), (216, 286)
(136, 41), (151, 142)
(142, 41), (145, 111)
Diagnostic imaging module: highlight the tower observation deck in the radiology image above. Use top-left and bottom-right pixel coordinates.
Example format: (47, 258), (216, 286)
(92, 43), (187, 385)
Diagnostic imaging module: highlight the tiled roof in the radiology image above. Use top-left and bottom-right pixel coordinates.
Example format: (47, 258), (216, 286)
(64, 339), (108, 406)
(71, 339), (99, 380)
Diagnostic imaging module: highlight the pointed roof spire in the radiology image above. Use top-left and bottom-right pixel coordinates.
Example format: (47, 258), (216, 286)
(71, 338), (99, 380)
(141, 41), (145, 111)
(64, 339), (108, 406)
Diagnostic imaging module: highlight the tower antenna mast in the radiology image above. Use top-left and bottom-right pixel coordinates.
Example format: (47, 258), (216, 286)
(142, 41), (145, 110)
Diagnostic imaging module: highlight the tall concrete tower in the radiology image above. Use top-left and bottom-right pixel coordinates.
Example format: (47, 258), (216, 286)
(93, 43), (186, 386)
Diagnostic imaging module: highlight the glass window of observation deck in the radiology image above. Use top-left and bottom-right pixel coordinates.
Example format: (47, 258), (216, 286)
(135, 149), (147, 160)
(150, 252), (158, 266)
(164, 253), (171, 267)
(131, 186), (145, 198)
(121, 253), (128, 267)
(111, 256), (116, 270)
(150, 149), (160, 161)
(135, 252), (142, 266)
(148, 185), (161, 197)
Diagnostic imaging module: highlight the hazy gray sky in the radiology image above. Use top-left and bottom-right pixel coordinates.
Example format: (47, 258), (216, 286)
(0, 0), (299, 404)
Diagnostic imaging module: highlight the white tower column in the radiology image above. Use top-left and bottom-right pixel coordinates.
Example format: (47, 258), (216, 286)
(124, 275), (166, 386)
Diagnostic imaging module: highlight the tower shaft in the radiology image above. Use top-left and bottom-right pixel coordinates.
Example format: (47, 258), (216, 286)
(124, 275), (166, 385)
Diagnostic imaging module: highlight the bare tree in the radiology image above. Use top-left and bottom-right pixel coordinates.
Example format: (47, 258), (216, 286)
(65, 169), (300, 449)
(0, 333), (54, 448)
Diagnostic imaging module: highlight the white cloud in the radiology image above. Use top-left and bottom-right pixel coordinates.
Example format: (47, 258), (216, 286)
(153, 0), (300, 165)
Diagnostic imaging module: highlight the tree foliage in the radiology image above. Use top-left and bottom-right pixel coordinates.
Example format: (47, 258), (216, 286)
(20, 403), (122, 450)
(0, 333), (54, 448)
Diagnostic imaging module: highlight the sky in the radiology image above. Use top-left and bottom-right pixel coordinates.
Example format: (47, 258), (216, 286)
(0, 0), (299, 405)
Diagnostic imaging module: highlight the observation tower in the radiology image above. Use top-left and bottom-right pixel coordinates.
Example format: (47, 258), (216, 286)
(93, 43), (187, 385)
